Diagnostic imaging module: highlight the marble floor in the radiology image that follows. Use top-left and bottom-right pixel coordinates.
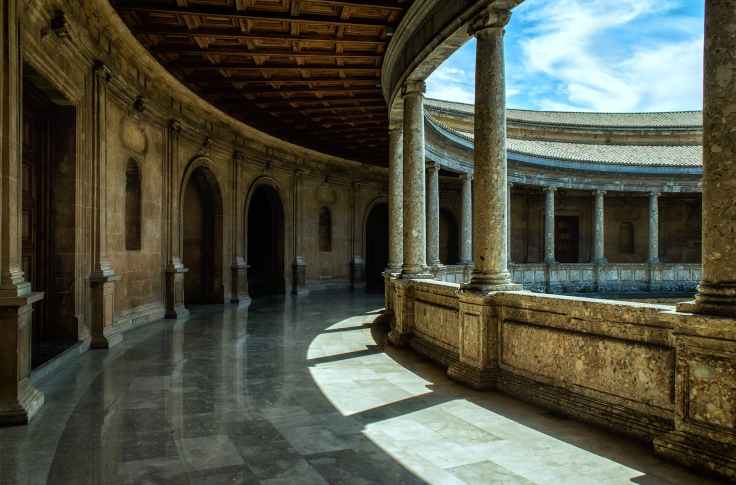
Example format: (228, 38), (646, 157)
(0, 291), (720, 485)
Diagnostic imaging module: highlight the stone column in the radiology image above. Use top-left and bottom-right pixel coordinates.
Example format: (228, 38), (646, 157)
(0, 0), (45, 426)
(230, 150), (250, 306)
(89, 61), (121, 349)
(426, 161), (441, 268)
(648, 191), (660, 264)
(593, 190), (606, 264)
(350, 180), (366, 288)
(544, 187), (556, 265)
(683, 0), (736, 317)
(387, 126), (403, 273)
(400, 81), (431, 279)
(459, 173), (473, 265)
(463, 10), (519, 292)
(507, 182), (513, 263)
(163, 120), (189, 320)
(291, 168), (308, 295)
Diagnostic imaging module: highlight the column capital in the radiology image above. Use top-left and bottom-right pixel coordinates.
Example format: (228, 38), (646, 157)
(469, 7), (511, 37)
(169, 119), (182, 132)
(233, 150), (245, 162)
(425, 160), (440, 173)
(544, 185), (557, 193)
(595, 189), (607, 197)
(460, 172), (473, 182)
(93, 60), (112, 82)
(649, 190), (661, 198)
(402, 81), (426, 97)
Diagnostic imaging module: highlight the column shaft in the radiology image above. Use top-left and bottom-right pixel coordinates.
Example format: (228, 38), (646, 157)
(465, 10), (518, 291)
(400, 82), (430, 278)
(460, 174), (472, 264)
(648, 192), (660, 264)
(426, 161), (440, 267)
(291, 169), (307, 294)
(544, 187), (556, 264)
(594, 190), (606, 264)
(388, 127), (403, 272)
(690, 0), (736, 316)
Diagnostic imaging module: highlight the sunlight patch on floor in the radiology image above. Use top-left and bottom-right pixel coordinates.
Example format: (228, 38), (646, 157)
(307, 314), (651, 485)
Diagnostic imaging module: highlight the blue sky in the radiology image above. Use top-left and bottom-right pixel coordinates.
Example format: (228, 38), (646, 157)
(426, 0), (704, 112)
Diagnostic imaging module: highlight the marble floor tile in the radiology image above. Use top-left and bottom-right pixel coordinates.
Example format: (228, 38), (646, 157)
(0, 290), (720, 485)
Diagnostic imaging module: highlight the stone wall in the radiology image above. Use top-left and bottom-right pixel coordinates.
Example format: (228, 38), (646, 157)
(16, 0), (388, 344)
(386, 278), (736, 479)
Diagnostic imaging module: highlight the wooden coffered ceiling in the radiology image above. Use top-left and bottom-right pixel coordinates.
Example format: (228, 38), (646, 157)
(111, 0), (413, 165)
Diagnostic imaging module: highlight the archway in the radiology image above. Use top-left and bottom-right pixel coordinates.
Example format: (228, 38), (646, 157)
(247, 183), (285, 298)
(182, 165), (224, 304)
(365, 202), (389, 292)
(440, 209), (460, 265)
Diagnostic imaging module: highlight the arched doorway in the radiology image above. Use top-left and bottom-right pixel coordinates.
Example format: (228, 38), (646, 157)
(182, 165), (224, 304)
(247, 183), (285, 298)
(365, 202), (389, 292)
(22, 68), (78, 369)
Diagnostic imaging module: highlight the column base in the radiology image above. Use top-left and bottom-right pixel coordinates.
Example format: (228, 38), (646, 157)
(399, 269), (433, 280)
(351, 257), (366, 289)
(0, 378), (45, 427)
(230, 262), (251, 307)
(654, 430), (736, 481)
(447, 361), (497, 390)
(292, 259), (308, 296)
(683, 282), (736, 317)
(464, 271), (520, 293)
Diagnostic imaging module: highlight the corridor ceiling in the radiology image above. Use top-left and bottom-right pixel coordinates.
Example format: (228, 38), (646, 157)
(111, 0), (413, 165)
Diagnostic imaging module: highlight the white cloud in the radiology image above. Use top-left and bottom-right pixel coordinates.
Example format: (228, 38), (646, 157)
(516, 0), (702, 111)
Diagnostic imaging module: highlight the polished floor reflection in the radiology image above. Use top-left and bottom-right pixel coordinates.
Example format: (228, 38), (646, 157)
(0, 291), (716, 484)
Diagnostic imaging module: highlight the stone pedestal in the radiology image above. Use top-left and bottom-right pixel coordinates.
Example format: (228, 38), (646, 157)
(388, 279), (413, 346)
(0, 293), (45, 426)
(292, 257), (308, 296)
(448, 291), (499, 389)
(230, 258), (251, 307)
(165, 260), (189, 320)
(653, 311), (736, 480)
(89, 272), (122, 349)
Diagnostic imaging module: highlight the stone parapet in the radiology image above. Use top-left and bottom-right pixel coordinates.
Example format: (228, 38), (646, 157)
(384, 278), (736, 480)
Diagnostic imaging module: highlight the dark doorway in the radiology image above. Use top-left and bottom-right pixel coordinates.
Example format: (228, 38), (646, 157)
(439, 209), (460, 265)
(556, 215), (580, 263)
(247, 184), (285, 298)
(182, 167), (224, 304)
(22, 71), (78, 369)
(365, 203), (389, 292)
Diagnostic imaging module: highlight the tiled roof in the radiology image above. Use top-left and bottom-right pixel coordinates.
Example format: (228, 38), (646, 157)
(425, 98), (703, 129)
(429, 116), (702, 168)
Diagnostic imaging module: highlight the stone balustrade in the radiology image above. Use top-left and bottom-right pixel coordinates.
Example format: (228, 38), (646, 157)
(385, 276), (736, 478)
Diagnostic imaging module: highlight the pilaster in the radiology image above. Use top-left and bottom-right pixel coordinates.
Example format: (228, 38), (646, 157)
(0, 0), (45, 424)
(230, 151), (250, 307)
(163, 120), (189, 320)
(351, 181), (366, 289)
(88, 62), (121, 349)
(291, 168), (308, 295)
